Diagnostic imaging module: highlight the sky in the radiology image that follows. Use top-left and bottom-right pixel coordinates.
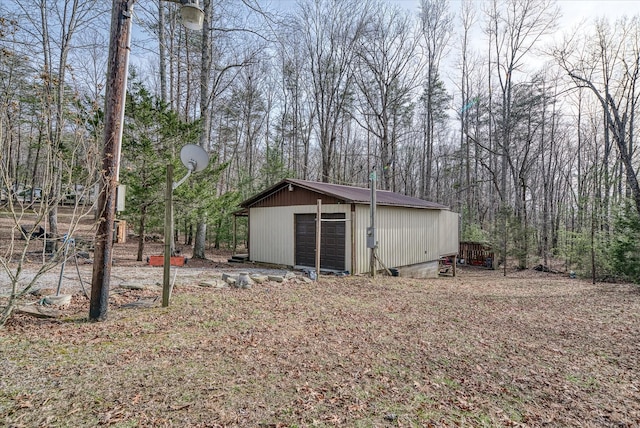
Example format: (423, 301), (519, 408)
(270, 0), (640, 42)
(250, 0), (640, 121)
(557, 0), (640, 28)
(396, 0), (640, 29)
(357, 0), (640, 122)
(273, 0), (640, 16)
(394, 0), (640, 22)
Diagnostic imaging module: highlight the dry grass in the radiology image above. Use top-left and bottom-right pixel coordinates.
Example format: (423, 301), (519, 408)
(1, 268), (639, 427)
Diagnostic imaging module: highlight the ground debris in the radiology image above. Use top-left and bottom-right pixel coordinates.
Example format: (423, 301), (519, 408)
(1, 268), (639, 427)
(119, 296), (159, 309)
(14, 304), (62, 319)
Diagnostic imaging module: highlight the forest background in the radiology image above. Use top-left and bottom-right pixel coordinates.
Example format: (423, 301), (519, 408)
(2, 0), (640, 283)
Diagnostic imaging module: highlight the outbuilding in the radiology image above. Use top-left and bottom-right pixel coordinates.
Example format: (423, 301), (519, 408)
(239, 178), (459, 278)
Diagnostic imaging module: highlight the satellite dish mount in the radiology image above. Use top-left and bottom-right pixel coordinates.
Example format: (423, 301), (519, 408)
(163, 144), (209, 308)
(173, 144), (209, 190)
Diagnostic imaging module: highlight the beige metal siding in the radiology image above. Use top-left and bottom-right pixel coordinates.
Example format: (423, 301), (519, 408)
(249, 204), (351, 270)
(354, 205), (371, 274)
(353, 206), (457, 275)
(251, 203), (457, 275)
(376, 207), (441, 269)
(249, 207), (294, 265)
(439, 210), (459, 256)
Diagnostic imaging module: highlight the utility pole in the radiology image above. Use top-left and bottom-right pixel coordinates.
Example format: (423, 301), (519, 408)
(90, 0), (203, 321)
(368, 168), (377, 277)
(90, 0), (133, 321)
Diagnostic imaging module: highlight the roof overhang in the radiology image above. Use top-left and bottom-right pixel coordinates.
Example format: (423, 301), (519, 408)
(240, 178), (449, 210)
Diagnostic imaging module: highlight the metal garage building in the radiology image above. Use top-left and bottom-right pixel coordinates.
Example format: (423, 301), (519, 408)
(239, 178), (459, 277)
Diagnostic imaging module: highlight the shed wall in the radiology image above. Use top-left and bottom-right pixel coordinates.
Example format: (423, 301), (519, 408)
(249, 204), (352, 269)
(249, 185), (341, 208)
(353, 206), (442, 274)
(439, 210), (460, 256)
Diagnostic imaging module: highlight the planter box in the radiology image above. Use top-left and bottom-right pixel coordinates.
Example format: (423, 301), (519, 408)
(148, 255), (186, 267)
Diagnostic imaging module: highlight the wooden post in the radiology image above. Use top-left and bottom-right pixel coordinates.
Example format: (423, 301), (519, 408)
(162, 163), (173, 307)
(232, 213), (237, 254)
(315, 199), (321, 280)
(453, 255), (457, 277)
(116, 220), (127, 243)
(89, 0), (133, 321)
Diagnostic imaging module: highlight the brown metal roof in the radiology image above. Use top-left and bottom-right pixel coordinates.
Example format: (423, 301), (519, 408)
(241, 178), (449, 210)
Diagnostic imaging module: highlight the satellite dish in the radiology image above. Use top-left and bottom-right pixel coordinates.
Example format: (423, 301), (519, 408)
(180, 144), (209, 172)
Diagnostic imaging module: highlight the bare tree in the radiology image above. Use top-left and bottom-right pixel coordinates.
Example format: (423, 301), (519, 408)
(0, 32), (99, 324)
(352, 2), (423, 191)
(456, 0), (478, 229)
(11, 0), (104, 243)
(556, 16), (640, 218)
(276, 31), (314, 180)
(484, 0), (558, 270)
(419, 0), (453, 200)
(192, 0), (213, 259)
(295, 0), (372, 183)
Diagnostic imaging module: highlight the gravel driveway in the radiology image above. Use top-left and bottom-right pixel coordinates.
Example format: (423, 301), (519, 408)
(0, 262), (292, 296)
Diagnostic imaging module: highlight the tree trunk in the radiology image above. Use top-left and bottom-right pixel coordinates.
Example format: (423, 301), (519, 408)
(193, 222), (207, 259)
(193, 0), (213, 259)
(137, 205), (146, 262)
(186, 222), (193, 246)
(158, 2), (167, 104)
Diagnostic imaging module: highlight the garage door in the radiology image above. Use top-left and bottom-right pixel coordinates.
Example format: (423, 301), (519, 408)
(295, 213), (345, 271)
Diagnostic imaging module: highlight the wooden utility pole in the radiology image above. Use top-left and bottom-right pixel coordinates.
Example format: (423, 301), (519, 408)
(369, 169), (377, 277)
(89, 0), (203, 320)
(90, 0), (133, 321)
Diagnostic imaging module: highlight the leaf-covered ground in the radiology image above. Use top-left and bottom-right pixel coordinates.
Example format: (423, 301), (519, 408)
(1, 268), (639, 427)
